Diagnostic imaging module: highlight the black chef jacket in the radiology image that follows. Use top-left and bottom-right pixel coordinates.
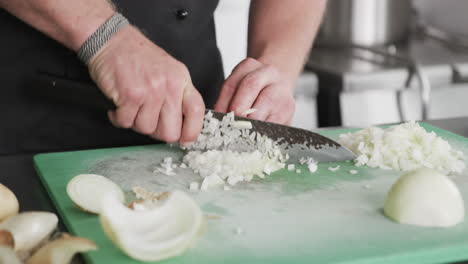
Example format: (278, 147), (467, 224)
(0, 0), (224, 155)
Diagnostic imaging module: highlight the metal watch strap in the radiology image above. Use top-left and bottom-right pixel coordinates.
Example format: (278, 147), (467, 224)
(77, 12), (129, 65)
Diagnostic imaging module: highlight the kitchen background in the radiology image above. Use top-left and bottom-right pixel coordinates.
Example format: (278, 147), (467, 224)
(214, 0), (468, 130)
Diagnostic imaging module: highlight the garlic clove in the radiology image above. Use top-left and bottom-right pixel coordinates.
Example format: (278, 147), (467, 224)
(0, 184), (19, 222)
(26, 233), (97, 264)
(67, 174), (125, 214)
(99, 190), (204, 262)
(0, 212), (58, 254)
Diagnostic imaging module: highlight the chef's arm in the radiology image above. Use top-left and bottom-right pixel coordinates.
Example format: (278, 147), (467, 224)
(0, 0), (114, 51)
(214, 0), (326, 124)
(248, 0), (327, 79)
(0, 0), (206, 145)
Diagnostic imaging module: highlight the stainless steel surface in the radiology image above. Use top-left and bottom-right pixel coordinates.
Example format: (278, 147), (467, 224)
(317, 0), (411, 47)
(210, 111), (357, 162)
(347, 44), (432, 121)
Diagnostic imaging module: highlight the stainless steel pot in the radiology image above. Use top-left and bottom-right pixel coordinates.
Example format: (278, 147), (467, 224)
(317, 0), (412, 47)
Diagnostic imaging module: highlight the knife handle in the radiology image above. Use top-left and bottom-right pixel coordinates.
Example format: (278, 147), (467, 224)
(29, 72), (116, 110)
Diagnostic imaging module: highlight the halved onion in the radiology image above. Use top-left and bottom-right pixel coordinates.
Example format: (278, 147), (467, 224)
(99, 191), (204, 262)
(384, 168), (465, 227)
(67, 174), (124, 214)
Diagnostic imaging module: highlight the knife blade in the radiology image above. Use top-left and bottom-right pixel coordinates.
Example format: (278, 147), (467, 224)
(209, 111), (356, 162)
(31, 72), (356, 162)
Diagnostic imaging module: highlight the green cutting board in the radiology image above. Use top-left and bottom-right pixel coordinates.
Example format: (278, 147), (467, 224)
(34, 123), (468, 264)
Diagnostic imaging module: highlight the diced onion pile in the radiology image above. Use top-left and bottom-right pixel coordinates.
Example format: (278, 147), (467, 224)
(182, 111), (288, 190)
(338, 122), (465, 174)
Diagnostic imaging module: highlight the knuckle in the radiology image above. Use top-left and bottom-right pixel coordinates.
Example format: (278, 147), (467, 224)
(242, 73), (261, 89)
(242, 57), (260, 67)
(264, 64), (278, 75)
(190, 102), (205, 116)
(124, 88), (145, 104)
(116, 114), (133, 128)
(148, 76), (164, 91)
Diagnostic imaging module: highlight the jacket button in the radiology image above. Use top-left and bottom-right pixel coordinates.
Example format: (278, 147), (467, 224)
(176, 9), (189, 20)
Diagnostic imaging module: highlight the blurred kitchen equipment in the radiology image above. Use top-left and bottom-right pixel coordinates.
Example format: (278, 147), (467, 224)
(349, 44), (432, 122)
(317, 0), (412, 47)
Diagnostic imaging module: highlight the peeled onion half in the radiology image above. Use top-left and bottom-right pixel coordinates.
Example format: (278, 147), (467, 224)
(384, 168), (465, 227)
(99, 190), (204, 262)
(67, 174), (124, 214)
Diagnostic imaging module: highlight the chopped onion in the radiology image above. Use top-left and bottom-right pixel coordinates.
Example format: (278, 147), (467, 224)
(287, 164), (295, 171)
(339, 122), (465, 174)
(67, 174), (124, 214)
(189, 182), (199, 191)
(99, 191), (204, 262)
(154, 157), (177, 176)
(307, 163), (318, 173)
(349, 170), (358, 175)
(328, 165), (340, 172)
(241, 108), (258, 116)
(384, 168), (464, 227)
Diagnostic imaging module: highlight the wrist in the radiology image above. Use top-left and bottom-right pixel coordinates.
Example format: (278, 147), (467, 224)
(77, 12), (130, 65)
(255, 54), (302, 82)
(69, 7), (115, 51)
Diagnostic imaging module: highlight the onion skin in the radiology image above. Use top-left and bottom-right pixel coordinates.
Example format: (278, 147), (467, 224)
(0, 184), (19, 222)
(0, 230), (14, 248)
(384, 168), (465, 227)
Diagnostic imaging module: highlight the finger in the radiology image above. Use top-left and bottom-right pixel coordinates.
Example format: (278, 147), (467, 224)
(214, 58), (262, 113)
(151, 100), (183, 143)
(229, 65), (279, 115)
(132, 97), (163, 135)
(110, 102), (141, 128)
(151, 77), (184, 142)
(266, 112), (291, 125)
(107, 111), (119, 127)
(247, 86), (275, 121)
(180, 83), (205, 145)
(249, 85), (294, 124)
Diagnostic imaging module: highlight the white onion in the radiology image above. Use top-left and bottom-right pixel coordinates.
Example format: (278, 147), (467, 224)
(67, 174), (125, 214)
(384, 168), (464, 227)
(339, 122), (465, 174)
(182, 111), (287, 190)
(99, 191), (204, 262)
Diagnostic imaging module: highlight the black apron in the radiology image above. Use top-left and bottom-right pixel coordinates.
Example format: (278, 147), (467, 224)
(0, 0), (223, 155)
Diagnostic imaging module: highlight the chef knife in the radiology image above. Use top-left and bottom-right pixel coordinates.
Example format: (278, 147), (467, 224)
(30, 72), (356, 162)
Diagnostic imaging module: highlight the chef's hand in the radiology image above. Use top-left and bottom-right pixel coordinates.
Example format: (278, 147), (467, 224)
(214, 58), (295, 125)
(88, 26), (205, 145)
